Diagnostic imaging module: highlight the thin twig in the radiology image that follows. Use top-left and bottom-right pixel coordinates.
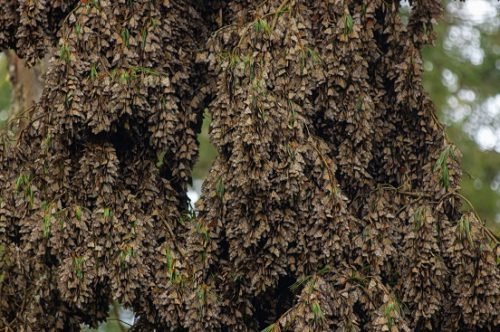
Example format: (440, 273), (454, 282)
(271, 0), (291, 31)
(161, 219), (187, 260)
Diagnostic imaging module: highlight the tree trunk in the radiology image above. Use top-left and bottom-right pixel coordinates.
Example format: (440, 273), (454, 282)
(5, 51), (45, 123)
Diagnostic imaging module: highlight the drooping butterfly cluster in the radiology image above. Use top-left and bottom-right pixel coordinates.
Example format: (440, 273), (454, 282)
(0, 0), (498, 331)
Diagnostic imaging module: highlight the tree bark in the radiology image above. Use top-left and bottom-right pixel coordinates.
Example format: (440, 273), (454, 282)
(5, 51), (45, 121)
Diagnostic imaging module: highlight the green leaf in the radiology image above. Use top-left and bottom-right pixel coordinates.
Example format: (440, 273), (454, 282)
(434, 145), (453, 190)
(345, 14), (354, 34)
(196, 286), (206, 304)
(383, 300), (401, 329)
(311, 301), (325, 322)
(442, 163), (449, 189)
(254, 19), (271, 34)
(434, 145), (451, 172)
(73, 257), (84, 280)
(164, 248), (175, 277)
(141, 28), (148, 48)
(42, 134), (52, 152)
(216, 177), (225, 200)
(59, 43), (71, 63)
(42, 214), (51, 238)
(103, 208), (112, 218)
(90, 64), (98, 79)
(15, 173), (27, 191)
(290, 275), (311, 293)
(458, 215), (473, 244)
(196, 223), (210, 242)
(261, 323), (278, 332)
(413, 207), (424, 230)
(75, 206), (82, 221)
(75, 23), (82, 36)
(25, 186), (34, 207)
(121, 28), (130, 47)
(306, 47), (322, 64)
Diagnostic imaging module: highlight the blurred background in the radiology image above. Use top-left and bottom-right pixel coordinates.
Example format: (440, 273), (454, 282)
(0, 1), (498, 330)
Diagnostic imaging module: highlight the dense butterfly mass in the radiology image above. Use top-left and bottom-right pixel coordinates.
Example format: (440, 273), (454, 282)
(0, 0), (498, 331)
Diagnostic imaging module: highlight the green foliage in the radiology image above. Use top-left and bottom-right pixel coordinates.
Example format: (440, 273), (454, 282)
(433, 145), (457, 190)
(75, 206), (82, 221)
(75, 23), (82, 36)
(59, 42), (71, 63)
(42, 214), (52, 238)
(457, 214), (473, 244)
(261, 323), (279, 332)
(119, 247), (135, 269)
(383, 299), (401, 330)
(103, 207), (113, 219)
(73, 257), (84, 280)
(90, 64), (98, 79)
(121, 28), (130, 47)
(422, 1), (500, 234)
(254, 19), (271, 34)
(413, 207), (425, 230)
(344, 14), (354, 34)
(311, 301), (325, 323)
(215, 176), (224, 200)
